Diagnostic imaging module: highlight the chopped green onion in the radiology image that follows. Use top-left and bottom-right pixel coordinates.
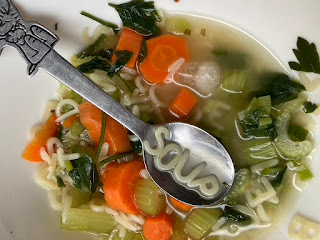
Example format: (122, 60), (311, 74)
(288, 124), (309, 142)
(99, 151), (134, 167)
(57, 175), (66, 188)
(95, 112), (107, 160)
(297, 164), (313, 182)
(65, 160), (74, 171)
(80, 11), (120, 34)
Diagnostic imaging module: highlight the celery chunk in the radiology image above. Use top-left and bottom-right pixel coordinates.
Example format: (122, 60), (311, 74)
(224, 168), (250, 205)
(275, 113), (313, 158)
(60, 208), (117, 234)
(184, 208), (222, 240)
(221, 70), (247, 93)
(111, 230), (144, 240)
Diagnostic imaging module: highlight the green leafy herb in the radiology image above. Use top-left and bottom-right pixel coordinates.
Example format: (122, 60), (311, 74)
(68, 154), (99, 193)
(239, 96), (277, 139)
(77, 34), (109, 59)
(108, 50), (133, 77)
(95, 112), (107, 160)
(271, 167), (287, 188)
(289, 37), (320, 74)
(303, 101), (318, 113)
(57, 175), (66, 188)
(97, 49), (114, 60)
(224, 206), (252, 226)
(288, 124), (309, 142)
(99, 151), (134, 167)
(131, 140), (142, 154)
(139, 41), (148, 63)
(77, 57), (111, 74)
(109, 0), (162, 36)
(267, 73), (305, 105)
(81, 11), (120, 34)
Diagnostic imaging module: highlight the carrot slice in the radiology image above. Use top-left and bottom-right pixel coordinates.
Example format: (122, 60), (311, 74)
(63, 115), (79, 129)
(22, 115), (59, 162)
(102, 160), (145, 214)
(143, 212), (173, 240)
(169, 87), (198, 118)
(139, 34), (190, 84)
(78, 102), (132, 156)
(112, 27), (144, 69)
(169, 197), (193, 212)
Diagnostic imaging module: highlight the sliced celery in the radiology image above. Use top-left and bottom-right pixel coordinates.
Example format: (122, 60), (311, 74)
(275, 113), (313, 158)
(288, 124), (309, 142)
(261, 167), (284, 177)
(71, 188), (91, 208)
(172, 214), (188, 240)
(257, 95), (271, 116)
(184, 208), (223, 240)
(165, 17), (190, 35)
(242, 140), (277, 165)
(135, 179), (166, 216)
(245, 97), (258, 115)
(274, 93), (308, 115)
(60, 208), (117, 234)
(224, 168), (250, 205)
(71, 119), (86, 137)
(221, 70), (247, 93)
(111, 230), (144, 240)
(258, 117), (272, 127)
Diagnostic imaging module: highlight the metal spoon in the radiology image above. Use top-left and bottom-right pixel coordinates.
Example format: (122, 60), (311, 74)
(2, 0), (234, 206)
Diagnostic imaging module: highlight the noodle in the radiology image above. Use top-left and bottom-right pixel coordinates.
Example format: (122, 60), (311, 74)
(149, 85), (166, 108)
(55, 99), (80, 123)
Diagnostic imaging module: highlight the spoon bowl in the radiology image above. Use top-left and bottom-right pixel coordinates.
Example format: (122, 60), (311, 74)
(143, 122), (234, 206)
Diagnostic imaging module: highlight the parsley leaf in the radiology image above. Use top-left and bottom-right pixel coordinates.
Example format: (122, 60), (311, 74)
(108, 50), (133, 77)
(289, 37), (320, 74)
(303, 101), (318, 113)
(109, 0), (162, 36)
(68, 154), (99, 194)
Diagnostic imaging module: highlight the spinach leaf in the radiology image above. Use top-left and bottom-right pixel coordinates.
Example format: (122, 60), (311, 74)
(271, 167), (287, 188)
(224, 206), (251, 226)
(77, 34), (110, 59)
(77, 57), (111, 74)
(303, 101), (318, 113)
(212, 50), (248, 70)
(68, 154), (99, 194)
(289, 37), (320, 74)
(57, 175), (66, 188)
(268, 73), (305, 105)
(109, 0), (162, 36)
(81, 11), (120, 34)
(108, 50), (133, 77)
(131, 140), (142, 154)
(139, 41), (148, 63)
(99, 151), (134, 167)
